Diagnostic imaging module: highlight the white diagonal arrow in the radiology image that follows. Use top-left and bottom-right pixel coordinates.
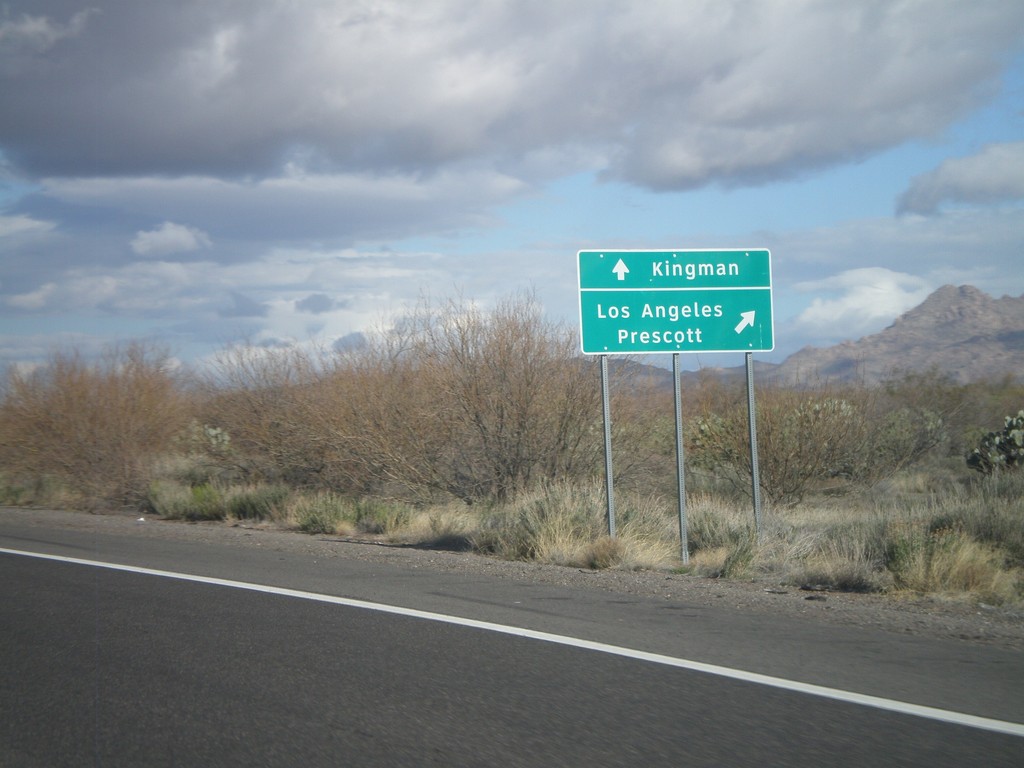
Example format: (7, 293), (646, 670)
(735, 311), (756, 333)
(612, 259), (629, 281)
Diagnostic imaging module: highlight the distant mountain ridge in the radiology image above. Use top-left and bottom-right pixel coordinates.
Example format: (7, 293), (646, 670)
(771, 285), (1024, 385)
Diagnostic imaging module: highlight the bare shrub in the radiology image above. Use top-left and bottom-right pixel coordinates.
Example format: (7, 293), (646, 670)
(198, 344), (345, 488)
(419, 292), (606, 500)
(195, 292), (610, 505)
(334, 292), (606, 503)
(191, 290), (678, 507)
(603, 376), (684, 495)
(322, 322), (467, 501)
(0, 343), (189, 507)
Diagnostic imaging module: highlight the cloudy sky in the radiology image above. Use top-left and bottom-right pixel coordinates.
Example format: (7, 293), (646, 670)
(2, 1), (1023, 371)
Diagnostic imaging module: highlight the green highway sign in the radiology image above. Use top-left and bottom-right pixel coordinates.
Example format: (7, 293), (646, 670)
(577, 249), (774, 354)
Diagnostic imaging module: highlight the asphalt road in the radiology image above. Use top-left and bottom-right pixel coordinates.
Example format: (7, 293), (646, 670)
(2, 515), (1023, 767)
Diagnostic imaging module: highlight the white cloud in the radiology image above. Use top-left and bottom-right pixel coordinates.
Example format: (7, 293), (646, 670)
(131, 221), (212, 257)
(0, 8), (97, 55)
(0, 214), (53, 237)
(295, 293), (338, 314)
(897, 142), (1024, 214)
(791, 268), (933, 341)
(6, 261), (200, 314)
(772, 207), (1024, 293)
(0, 245), (443, 353)
(6, 281), (56, 310)
(44, 167), (526, 243)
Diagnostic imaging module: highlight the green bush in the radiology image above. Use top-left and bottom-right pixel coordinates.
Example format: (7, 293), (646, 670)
(293, 492), (351, 534)
(691, 391), (869, 505)
(967, 410), (1024, 474)
(0, 473), (60, 506)
(145, 481), (227, 521)
(183, 484), (228, 521)
(353, 498), (412, 534)
(227, 485), (290, 521)
(690, 387), (946, 506)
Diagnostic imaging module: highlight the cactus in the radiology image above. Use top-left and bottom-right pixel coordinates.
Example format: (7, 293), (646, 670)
(966, 410), (1024, 474)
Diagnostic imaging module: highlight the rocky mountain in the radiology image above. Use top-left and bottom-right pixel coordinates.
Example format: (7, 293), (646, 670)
(770, 285), (1024, 385)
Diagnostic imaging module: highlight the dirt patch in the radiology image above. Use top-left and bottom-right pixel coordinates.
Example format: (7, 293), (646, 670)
(4, 506), (1024, 651)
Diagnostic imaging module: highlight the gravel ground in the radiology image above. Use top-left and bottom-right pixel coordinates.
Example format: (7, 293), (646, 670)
(4, 506), (1024, 652)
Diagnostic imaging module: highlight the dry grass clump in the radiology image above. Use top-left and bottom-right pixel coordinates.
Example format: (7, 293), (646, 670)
(882, 521), (1019, 604)
(668, 478), (1023, 604)
(146, 481), (221, 521)
(682, 493), (757, 578)
(393, 503), (478, 550)
(471, 482), (605, 564)
(146, 481), (291, 524)
(615, 494), (681, 570)
(782, 532), (892, 594)
(756, 476), (1024, 602)
(472, 482), (678, 570)
(280, 493), (412, 536)
(752, 505), (891, 592)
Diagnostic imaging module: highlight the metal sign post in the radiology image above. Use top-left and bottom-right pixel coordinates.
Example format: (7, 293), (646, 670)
(673, 353), (689, 564)
(746, 352), (764, 542)
(600, 354), (616, 538)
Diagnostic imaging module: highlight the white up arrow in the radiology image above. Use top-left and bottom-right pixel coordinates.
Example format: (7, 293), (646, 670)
(734, 311), (756, 333)
(612, 259), (629, 281)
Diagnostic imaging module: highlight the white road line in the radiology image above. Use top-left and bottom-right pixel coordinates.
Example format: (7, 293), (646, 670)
(4, 546), (1023, 738)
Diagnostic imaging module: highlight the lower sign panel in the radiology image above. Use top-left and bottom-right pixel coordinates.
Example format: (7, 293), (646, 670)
(579, 288), (774, 354)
